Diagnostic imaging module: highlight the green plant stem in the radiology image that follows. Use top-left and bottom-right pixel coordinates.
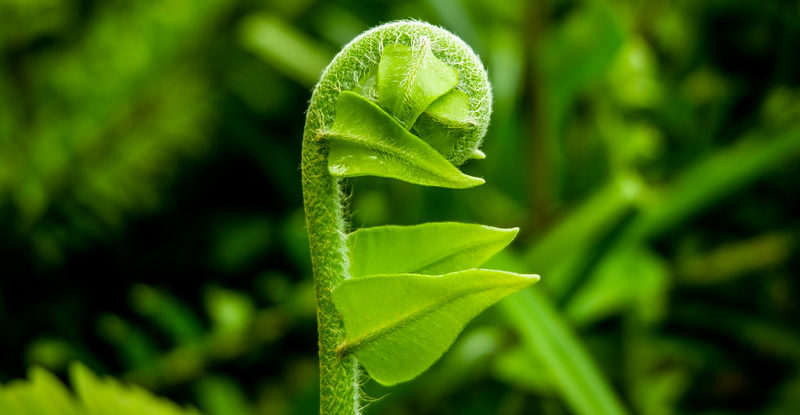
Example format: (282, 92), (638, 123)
(302, 137), (360, 414)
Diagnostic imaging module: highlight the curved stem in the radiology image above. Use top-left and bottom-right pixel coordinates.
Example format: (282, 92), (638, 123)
(302, 137), (359, 414)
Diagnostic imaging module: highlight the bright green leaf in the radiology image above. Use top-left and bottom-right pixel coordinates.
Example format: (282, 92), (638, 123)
(0, 364), (200, 415)
(322, 91), (484, 188)
(423, 88), (474, 125)
(347, 222), (518, 278)
(377, 39), (458, 128)
(71, 363), (200, 415)
(413, 89), (479, 158)
(333, 269), (539, 385)
(26, 368), (79, 415)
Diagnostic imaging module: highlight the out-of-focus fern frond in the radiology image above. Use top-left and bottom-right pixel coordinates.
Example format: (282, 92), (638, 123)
(0, 364), (201, 415)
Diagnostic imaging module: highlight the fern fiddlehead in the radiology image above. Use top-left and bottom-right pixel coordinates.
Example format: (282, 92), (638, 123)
(302, 20), (538, 414)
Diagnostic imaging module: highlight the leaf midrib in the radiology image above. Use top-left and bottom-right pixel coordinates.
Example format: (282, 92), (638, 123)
(325, 132), (477, 185)
(337, 276), (525, 357)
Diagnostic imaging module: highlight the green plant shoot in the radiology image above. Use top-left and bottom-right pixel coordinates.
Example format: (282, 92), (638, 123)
(301, 20), (539, 414)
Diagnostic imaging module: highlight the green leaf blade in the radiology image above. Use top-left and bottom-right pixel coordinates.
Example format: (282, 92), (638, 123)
(412, 89), (480, 159)
(333, 269), (539, 385)
(71, 363), (201, 415)
(323, 91), (484, 188)
(377, 40), (458, 129)
(347, 222), (519, 278)
(0, 364), (199, 415)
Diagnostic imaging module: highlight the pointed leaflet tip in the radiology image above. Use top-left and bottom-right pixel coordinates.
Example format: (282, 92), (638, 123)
(470, 149), (486, 159)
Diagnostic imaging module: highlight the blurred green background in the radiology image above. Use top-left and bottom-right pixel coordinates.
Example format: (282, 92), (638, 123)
(1, 0), (799, 414)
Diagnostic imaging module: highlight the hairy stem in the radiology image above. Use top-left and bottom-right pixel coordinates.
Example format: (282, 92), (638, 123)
(302, 136), (360, 414)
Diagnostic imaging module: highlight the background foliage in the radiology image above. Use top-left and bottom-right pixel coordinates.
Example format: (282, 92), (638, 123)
(1, 0), (799, 414)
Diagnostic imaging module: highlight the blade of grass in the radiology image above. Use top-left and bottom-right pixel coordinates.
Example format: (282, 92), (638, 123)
(485, 176), (642, 414)
(625, 126), (800, 242)
(524, 174), (644, 299)
(500, 285), (628, 415)
(498, 125), (800, 415)
(239, 13), (334, 88)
